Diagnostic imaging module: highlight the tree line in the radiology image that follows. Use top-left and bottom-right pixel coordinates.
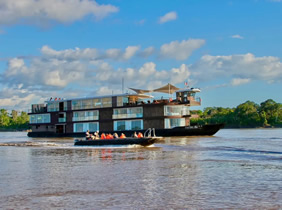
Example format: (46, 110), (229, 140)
(191, 99), (282, 128)
(0, 109), (29, 130)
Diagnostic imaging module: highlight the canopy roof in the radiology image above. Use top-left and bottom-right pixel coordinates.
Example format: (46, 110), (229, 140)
(129, 83), (180, 95)
(128, 88), (151, 94)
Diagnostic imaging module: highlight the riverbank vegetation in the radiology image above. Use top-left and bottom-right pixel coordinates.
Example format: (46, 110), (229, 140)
(191, 99), (282, 128)
(0, 109), (29, 131)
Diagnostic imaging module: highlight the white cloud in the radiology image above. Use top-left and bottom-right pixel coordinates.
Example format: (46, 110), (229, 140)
(0, 86), (45, 111)
(140, 47), (155, 57)
(170, 64), (191, 84)
(105, 49), (122, 60)
(231, 78), (251, 86)
(41, 45), (99, 60)
(160, 39), (206, 60)
(41, 45), (142, 61)
(3, 57), (87, 89)
(123, 46), (140, 60)
(231, 34), (244, 39)
(191, 53), (282, 84)
(39, 38), (203, 63)
(159, 11), (178, 24)
(0, 0), (118, 25)
(138, 62), (157, 77)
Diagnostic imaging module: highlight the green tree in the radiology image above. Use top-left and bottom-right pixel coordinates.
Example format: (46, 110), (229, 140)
(260, 111), (268, 127)
(0, 109), (11, 127)
(17, 111), (29, 129)
(234, 101), (261, 127)
(259, 99), (281, 125)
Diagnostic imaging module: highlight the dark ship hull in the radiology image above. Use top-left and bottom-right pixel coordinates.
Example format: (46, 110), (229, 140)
(27, 123), (224, 138)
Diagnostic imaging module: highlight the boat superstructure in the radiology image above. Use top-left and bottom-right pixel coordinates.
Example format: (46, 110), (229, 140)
(28, 84), (222, 137)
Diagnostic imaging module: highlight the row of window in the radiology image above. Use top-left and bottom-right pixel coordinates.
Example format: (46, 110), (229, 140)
(73, 122), (99, 132)
(164, 105), (190, 116)
(112, 107), (143, 119)
(30, 106), (189, 124)
(46, 97), (130, 112)
(71, 96), (128, 110)
(74, 106), (188, 119)
(72, 118), (184, 132)
(46, 98), (191, 117)
(47, 102), (67, 112)
(73, 110), (99, 121)
(73, 120), (144, 133)
(30, 116), (184, 131)
(30, 114), (51, 124)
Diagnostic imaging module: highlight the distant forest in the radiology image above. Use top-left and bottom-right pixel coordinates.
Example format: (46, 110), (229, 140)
(0, 99), (282, 131)
(191, 99), (282, 128)
(0, 109), (29, 131)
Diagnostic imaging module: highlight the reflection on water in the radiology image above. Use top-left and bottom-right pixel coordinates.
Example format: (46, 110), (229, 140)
(0, 129), (282, 209)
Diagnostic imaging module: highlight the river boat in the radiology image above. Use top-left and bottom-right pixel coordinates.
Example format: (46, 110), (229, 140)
(27, 83), (224, 138)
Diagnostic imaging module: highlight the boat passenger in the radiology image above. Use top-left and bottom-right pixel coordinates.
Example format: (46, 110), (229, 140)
(113, 133), (119, 138)
(101, 133), (106, 140)
(106, 134), (113, 139)
(86, 130), (91, 140)
(94, 131), (99, 139)
(133, 132), (138, 138)
(137, 132), (143, 138)
(120, 133), (126, 138)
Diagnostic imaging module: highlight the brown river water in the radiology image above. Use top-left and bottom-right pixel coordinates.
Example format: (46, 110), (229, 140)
(0, 129), (282, 209)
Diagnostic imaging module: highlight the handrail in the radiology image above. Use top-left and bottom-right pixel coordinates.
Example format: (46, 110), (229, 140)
(144, 128), (156, 137)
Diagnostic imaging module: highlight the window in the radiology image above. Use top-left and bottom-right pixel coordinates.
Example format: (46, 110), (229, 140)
(47, 102), (59, 112)
(73, 111), (99, 121)
(73, 122), (99, 132)
(72, 100), (81, 110)
(114, 120), (143, 131)
(164, 118), (185, 128)
(115, 121), (126, 131)
(102, 97), (112, 108)
(113, 107), (143, 119)
(117, 96), (128, 107)
(93, 98), (101, 108)
(29, 114), (51, 124)
(164, 105), (190, 116)
(58, 112), (66, 123)
(72, 97), (112, 110)
(81, 99), (92, 109)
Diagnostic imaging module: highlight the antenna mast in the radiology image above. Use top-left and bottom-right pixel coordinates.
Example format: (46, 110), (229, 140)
(122, 77), (124, 94)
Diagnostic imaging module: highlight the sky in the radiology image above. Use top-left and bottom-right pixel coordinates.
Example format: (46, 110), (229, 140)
(0, 0), (282, 112)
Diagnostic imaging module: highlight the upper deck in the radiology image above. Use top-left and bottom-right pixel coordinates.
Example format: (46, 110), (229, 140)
(29, 94), (201, 114)
(28, 84), (201, 114)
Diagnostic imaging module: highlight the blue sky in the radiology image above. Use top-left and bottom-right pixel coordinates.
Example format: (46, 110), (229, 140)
(0, 0), (282, 111)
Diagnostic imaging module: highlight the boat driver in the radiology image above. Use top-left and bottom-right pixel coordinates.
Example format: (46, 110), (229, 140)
(86, 130), (91, 140)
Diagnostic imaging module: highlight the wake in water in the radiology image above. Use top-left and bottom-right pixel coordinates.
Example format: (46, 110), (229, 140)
(0, 141), (62, 147)
(0, 141), (157, 149)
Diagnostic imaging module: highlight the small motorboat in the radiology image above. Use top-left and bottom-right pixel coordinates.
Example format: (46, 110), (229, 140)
(74, 137), (160, 147)
(74, 128), (162, 147)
